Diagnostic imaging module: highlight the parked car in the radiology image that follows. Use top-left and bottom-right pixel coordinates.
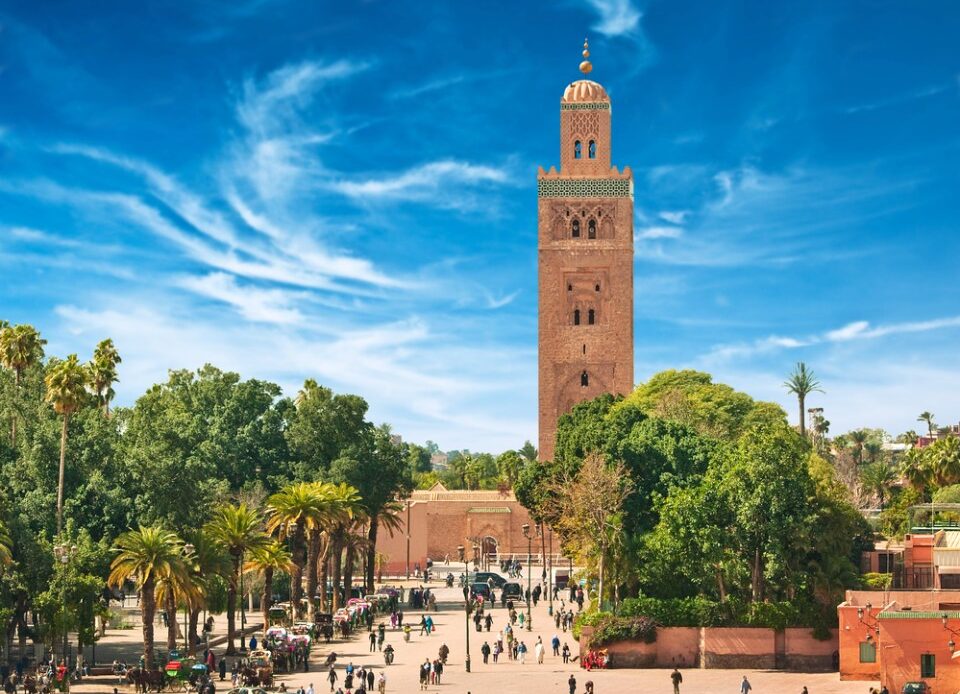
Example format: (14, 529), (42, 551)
(469, 583), (491, 600)
(470, 572), (508, 588)
(502, 582), (523, 600)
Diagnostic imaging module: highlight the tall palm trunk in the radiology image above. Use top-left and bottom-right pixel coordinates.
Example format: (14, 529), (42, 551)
(165, 590), (177, 651)
(331, 535), (344, 612)
(289, 526), (305, 620)
(365, 517), (379, 593)
(319, 545), (330, 613)
(56, 413), (70, 534)
(188, 607), (201, 655)
(225, 556), (239, 655)
(797, 394), (806, 438)
(343, 547), (354, 602)
(305, 532), (318, 620)
(261, 568), (274, 635)
(10, 370), (19, 447)
(141, 579), (157, 669)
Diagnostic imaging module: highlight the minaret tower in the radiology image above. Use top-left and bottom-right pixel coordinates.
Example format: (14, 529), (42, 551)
(537, 40), (634, 461)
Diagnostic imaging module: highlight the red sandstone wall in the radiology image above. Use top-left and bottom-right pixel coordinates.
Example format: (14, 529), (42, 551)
(879, 617), (960, 693)
(703, 628), (776, 669)
(655, 628), (700, 668)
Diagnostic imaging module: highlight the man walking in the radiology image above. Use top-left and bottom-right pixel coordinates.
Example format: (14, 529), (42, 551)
(327, 666), (338, 692)
(567, 674), (576, 694)
(740, 676), (752, 694)
(671, 668), (682, 694)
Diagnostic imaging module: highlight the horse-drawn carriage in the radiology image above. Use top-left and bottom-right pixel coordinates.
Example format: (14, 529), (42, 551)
(239, 650), (273, 688)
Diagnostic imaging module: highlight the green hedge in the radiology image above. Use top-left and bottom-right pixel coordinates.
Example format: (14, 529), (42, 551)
(861, 572), (893, 590)
(585, 615), (657, 648)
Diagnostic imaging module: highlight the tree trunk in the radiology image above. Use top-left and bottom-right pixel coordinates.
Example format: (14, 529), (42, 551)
(331, 535), (344, 612)
(305, 531), (318, 621)
(289, 525), (305, 620)
(597, 550), (605, 611)
(10, 369), (19, 447)
(262, 568), (273, 635)
(343, 546), (354, 602)
(142, 580), (157, 669)
(225, 559), (238, 655)
(365, 516), (379, 593)
(165, 590), (177, 651)
(715, 565), (727, 602)
(188, 607), (201, 655)
(56, 413), (69, 535)
(319, 546), (330, 613)
(798, 394), (806, 439)
(751, 545), (764, 603)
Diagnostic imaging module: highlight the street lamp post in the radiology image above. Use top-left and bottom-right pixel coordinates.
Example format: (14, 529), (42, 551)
(547, 526), (554, 617)
(53, 543), (78, 664)
(521, 524), (532, 631)
(183, 543), (195, 653)
(463, 586), (472, 673)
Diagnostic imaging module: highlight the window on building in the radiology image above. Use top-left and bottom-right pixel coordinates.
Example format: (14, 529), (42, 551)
(588, 309), (595, 325)
(581, 371), (588, 387)
(595, 284), (600, 292)
(574, 141), (582, 159)
(859, 641), (876, 663)
(589, 140), (596, 159)
(582, 345), (586, 355)
(567, 283), (572, 291)
(921, 653), (936, 678)
(573, 309), (581, 326)
(572, 220), (580, 238)
(588, 219), (596, 239)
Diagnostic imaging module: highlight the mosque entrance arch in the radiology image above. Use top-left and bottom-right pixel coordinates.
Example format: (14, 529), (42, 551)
(482, 536), (499, 571)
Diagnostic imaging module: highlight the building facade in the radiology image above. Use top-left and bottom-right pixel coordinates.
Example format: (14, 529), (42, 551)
(373, 483), (542, 575)
(537, 43), (634, 461)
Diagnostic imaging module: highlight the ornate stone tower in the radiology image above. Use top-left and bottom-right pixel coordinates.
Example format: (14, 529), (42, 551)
(537, 41), (634, 461)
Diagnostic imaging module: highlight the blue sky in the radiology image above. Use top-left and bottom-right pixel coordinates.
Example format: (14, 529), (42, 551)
(1, 0), (959, 451)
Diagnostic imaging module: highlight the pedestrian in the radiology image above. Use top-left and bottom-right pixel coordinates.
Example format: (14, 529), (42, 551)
(551, 634), (560, 656)
(535, 639), (544, 664)
(434, 659), (443, 684)
(366, 669), (374, 690)
(218, 659), (226, 681)
(308, 684), (315, 694)
(518, 641), (527, 664)
(369, 632), (377, 652)
(568, 674), (576, 694)
(481, 641), (491, 664)
(328, 666), (338, 692)
(250, 635), (258, 651)
(800, 688), (808, 694)
(562, 643), (570, 663)
(344, 673), (353, 693)
(484, 614), (493, 631)
(418, 660), (430, 690)
(740, 676), (752, 694)
(377, 673), (386, 694)
(492, 641), (501, 663)
(671, 668), (682, 694)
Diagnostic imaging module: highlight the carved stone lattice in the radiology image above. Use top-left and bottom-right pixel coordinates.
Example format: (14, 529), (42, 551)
(538, 178), (632, 198)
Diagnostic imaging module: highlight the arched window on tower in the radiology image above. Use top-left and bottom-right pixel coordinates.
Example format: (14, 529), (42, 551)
(588, 309), (595, 325)
(574, 140), (582, 159)
(573, 309), (581, 326)
(589, 140), (597, 159)
(588, 219), (597, 239)
(571, 219), (580, 238)
(581, 371), (589, 387)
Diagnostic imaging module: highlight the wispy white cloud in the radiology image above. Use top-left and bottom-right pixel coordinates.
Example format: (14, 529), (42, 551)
(6, 226), (81, 248)
(483, 290), (520, 310)
(704, 314), (960, 363)
(330, 160), (510, 202)
(658, 210), (689, 224)
(176, 272), (306, 325)
(582, 0), (642, 37)
(843, 82), (955, 115)
(636, 225), (683, 240)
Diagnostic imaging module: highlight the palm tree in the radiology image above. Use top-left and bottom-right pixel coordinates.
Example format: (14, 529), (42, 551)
(182, 530), (230, 654)
(864, 441), (884, 465)
(365, 501), (404, 592)
(206, 503), (269, 655)
(900, 448), (933, 493)
(929, 436), (960, 487)
(155, 555), (202, 652)
(245, 541), (294, 635)
(322, 483), (362, 613)
(783, 362), (823, 439)
(0, 323), (46, 445)
(860, 461), (897, 508)
(89, 339), (122, 416)
(918, 412), (936, 437)
(44, 355), (89, 534)
(848, 430), (869, 466)
(108, 526), (186, 669)
(266, 482), (327, 620)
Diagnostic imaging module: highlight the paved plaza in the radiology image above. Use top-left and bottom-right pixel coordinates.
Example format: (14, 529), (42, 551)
(66, 571), (877, 694)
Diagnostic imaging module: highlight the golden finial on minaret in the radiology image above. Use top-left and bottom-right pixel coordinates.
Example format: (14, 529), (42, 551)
(579, 37), (592, 75)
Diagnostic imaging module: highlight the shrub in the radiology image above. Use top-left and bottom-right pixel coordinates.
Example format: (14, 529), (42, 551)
(586, 615), (657, 648)
(861, 572), (893, 590)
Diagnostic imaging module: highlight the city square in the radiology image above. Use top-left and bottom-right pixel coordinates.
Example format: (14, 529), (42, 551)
(1, 2), (959, 694)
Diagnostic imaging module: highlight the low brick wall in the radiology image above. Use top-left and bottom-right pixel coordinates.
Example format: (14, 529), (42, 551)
(579, 626), (837, 671)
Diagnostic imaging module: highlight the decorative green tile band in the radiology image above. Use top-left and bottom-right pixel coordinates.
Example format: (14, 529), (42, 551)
(561, 102), (611, 111)
(537, 178), (633, 198)
(878, 611), (960, 619)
